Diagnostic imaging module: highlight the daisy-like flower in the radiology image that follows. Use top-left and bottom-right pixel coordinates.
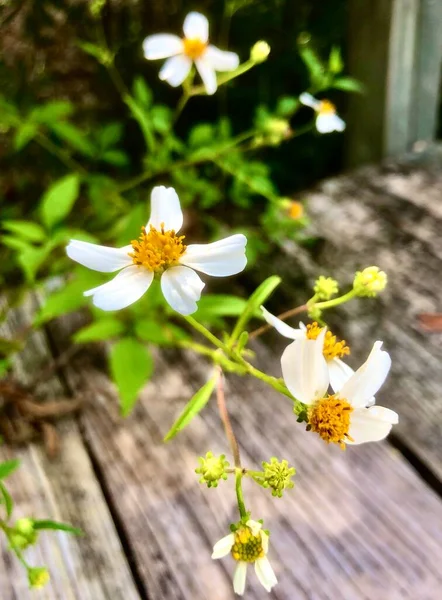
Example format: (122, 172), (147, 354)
(143, 12), (239, 96)
(261, 307), (353, 391)
(66, 186), (247, 316)
(212, 520), (277, 595)
(281, 329), (398, 447)
(299, 92), (346, 133)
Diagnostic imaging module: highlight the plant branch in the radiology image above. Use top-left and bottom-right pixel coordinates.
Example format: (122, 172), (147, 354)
(216, 367), (241, 469)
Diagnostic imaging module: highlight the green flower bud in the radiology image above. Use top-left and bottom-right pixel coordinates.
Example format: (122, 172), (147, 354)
(28, 567), (50, 589)
(314, 276), (339, 300)
(263, 117), (291, 145)
(353, 266), (387, 297)
(307, 305), (322, 321)
(195, 452), (229, 488)
(261, 457), (296, 497)
(250, 41), (271, 63)
(9, 518), (38, 549)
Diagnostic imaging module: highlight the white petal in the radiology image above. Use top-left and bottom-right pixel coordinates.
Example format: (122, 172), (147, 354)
(161, 266), (205, 315)
(316, 113), (346, 133)
(260, 306), (303, 340)
(328, 358), (355, 392)
(205, 45), (239, 71)
(254, 557), (277, 592)
(281, 330), (329, 404)
(195, 58), (217, 95)
(260, 531), (269, 554)
(159, 55), (192, 87)
(142, 34), (183, 60)
(338, 341), (391, 408)
(147, 186), (183, 232)
(347, 406), (399, 445)
(299, 92), (320, 109)
(233, 562), (248, 596)
(183, 12), (209, 43)
(180, 234), (247, 277)
(211, 533), (235, 559)
(84, 266), (153, 311)
(245, 520), (262, 537)
(66, 240), (132, 273)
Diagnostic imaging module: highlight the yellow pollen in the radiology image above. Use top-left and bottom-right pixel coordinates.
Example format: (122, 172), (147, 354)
(288, 201), (304, 220)
(318, 100), (336, 115)
(308, 394), (354, 448)
(231, 527), (265, 563)
(129, 224), (186, 272)
(305, 322), (350, 361)
(183, 37), (207, 60)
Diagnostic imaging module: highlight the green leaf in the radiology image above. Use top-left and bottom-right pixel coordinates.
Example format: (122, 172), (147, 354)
(151, 105), (172, 133)
(77, 40), (111, 64)
(40, 174), (81, 230)
(101, 149), (129, 167)
(17, 243), (53, 282)
(329, 46), (344, 74)
(164, 378), (216, 442)
(299, 46), (326, 87)
(332, 77), (365, 93)
(50, 122), (95, 157)
(188, 123), (214, 148)
(97, 122), (123, 150)
(109, 338), (154, 417)
(0, 481), (13, 518)
(1, 235), (34, 252)
(34, 275), (95, 325)
(2, 220), (47, 242)
(14, 122), (38, 151)
(32, 520), (83, 535)
(0, 359), (11, 377)
(194, 295), (250, 319)
(134, 320), (172, 344)
(276, 96), (299, 117)
(133, 76), (153, 108)
(0, 460), (20, 480)
(125, 96), (155, 150)
(73, 319), (126, 343)
(29, 101), (74, 123)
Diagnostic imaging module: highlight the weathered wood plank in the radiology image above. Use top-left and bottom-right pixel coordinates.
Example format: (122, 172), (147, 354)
(0, 295), (141, 600)
(258, 146), (442, 479)
(56, 341), (442, 600)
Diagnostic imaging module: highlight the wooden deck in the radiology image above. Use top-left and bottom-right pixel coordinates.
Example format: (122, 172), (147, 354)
(1, 145), (442, 599)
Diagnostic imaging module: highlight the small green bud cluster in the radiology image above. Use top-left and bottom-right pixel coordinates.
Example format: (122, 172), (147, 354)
(260, 457), (296, 498)
(9, 518), (38, 550)
(27, 566), (50, 589)
(196, 452), (229, 488)
(314, 276), (339, 300)
(353, 266), (387, 297)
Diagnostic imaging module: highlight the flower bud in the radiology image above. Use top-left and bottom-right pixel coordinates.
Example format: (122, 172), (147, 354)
(353, 266), (387, 297)
(261, 457), (296, 497)
(28, 567), (50, 589)
(9, 518), (38, 549)
(250, 41), (271, 63)
(314, 276), (339, 300)
(196, 452), (229, 488)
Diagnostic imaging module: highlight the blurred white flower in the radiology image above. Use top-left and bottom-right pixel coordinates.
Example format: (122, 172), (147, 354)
(143, 12), (239, 95)
(66, 186), (247, 315)
(261, 307), (352, 391)
(212, 520), (277, 595)
(281, 330), (398, 446)
(299, 92), (346, 133)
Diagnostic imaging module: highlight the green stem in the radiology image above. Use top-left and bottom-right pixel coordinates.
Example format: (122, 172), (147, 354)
(35, 133), (87, 175)
(190, 60), (257, 96)
(313, 289), (357, 311)
(182, 315), (227, 351)
(235, 470), (247, 519)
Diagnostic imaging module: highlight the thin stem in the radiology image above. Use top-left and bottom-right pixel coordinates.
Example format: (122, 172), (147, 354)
(235, 470), (247, 519)
(190, 60), (257, 97)
(249, 304), (308, 340)
(35, 133), (87, 175)
(183, 315), (227, 351)
(173, 93), (190, 125)
(314, 289), (357, 310)
(216, 368), (241, 469)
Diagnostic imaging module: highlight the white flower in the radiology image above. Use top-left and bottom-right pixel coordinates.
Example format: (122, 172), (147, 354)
(212, 520), (277, 595)
(281, 331), (398, 446)
(66, 186), (247, 316)
(299, 92), (346, 133)
(143, 12), (239, 95)
(261, 307), (353, 391)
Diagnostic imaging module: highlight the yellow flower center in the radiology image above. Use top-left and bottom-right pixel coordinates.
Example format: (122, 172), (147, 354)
(231, 526), (264, 563)
(129, 224), (186, 273)
(183, 37), (207, 60)
(288, 201), (304, 220)
(305, 322), (350, 361)
(318, 100), (336, 115)
(308, 394), (354, 448)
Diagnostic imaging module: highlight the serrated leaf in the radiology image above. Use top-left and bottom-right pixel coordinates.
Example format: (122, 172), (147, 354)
(73, 319), (125, 343)
(0, 481), (13, 518)
(164, 377), (216, 442)
(14, 122), (38, 151)
(0, 460), (20, 480)
(332, 77), (365, 93)
(50, 122), (95, 157)
(32, 520), (83, 535)
(110, 338), (153, 417)
(2, 220), (47, 242)
(40, 174), (81, 230)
